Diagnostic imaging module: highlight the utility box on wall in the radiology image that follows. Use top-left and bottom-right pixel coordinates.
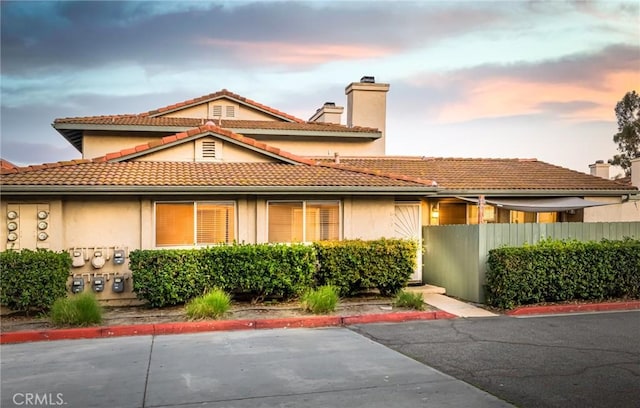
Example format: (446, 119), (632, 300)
(5, 203), (51, 250)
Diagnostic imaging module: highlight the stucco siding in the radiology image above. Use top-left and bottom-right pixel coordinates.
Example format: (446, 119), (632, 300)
(83, 133), (161, 159)
(344, 196), (396, 239)
(583, 196), (640, 222)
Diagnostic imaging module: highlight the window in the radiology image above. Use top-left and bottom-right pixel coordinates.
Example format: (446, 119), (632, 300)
(155, 202), (235, 246)
(268, 201), (340, 243)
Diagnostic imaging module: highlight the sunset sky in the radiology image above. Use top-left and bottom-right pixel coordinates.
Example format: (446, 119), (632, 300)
(1, 0), (638, 175)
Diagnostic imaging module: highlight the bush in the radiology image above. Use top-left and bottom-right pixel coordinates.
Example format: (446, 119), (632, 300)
(130, 250), (204, 308)
(0, 249), (71, 314)
(486, 238), (640, 309)
(301, 286), (339, 314)
(185, 289), (231, 320)
(50, 293), (103, 326)
(313, 239), (418, 296)
(130, 243), (316, 307)
(394, 290), (425, 310)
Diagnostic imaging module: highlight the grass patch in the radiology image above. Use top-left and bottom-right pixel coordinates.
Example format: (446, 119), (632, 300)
(50, 293), (103, 326)
(394, 290), (425, 311)
(185, 289), (231, 320)
(301, 285), (339, 314)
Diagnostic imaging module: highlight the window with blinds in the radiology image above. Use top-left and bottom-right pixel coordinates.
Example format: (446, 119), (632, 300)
(268, 201), (339, 243)
(155, 202), (235, 246)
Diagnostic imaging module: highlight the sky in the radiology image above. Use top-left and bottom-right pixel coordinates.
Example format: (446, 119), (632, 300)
(1, 0), (638, 176)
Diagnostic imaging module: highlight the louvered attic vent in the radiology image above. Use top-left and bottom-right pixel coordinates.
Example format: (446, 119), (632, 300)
(225, 105), (235, 118)
(212, 105), (222, 117)
(202, 141), (216, 159)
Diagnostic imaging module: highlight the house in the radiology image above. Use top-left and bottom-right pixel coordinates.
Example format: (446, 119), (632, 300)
(1, 77), (637, 303)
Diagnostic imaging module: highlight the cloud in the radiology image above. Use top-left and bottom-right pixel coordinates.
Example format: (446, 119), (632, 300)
(0, 1), (505, 76)
(197, 38), (394, 66)
(402, 44), (640, 124)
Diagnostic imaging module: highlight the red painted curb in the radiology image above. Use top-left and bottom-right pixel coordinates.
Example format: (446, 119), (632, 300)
(507, 301), (640, 316)
(0, 310), (458, 344)
(255, 316), (342, 329)
(342, 311), (438, 325)
(154, 319), (255, 334)
(102, 324), (155, 338)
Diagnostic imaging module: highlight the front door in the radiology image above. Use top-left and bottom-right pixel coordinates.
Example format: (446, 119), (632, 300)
(394, 202), (422, 283)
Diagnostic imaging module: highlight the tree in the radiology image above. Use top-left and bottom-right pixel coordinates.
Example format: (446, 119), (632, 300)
(609, 90), (640, 176)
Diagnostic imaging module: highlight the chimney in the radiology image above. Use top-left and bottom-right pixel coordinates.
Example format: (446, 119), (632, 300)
(631, 157), (640, 188)
(589, 160), (610, 179)
(309, 102), (344, 124)
(345, 76), (389, 155)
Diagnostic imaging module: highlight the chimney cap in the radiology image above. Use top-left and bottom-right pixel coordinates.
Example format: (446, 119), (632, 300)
(323, 102), (336, 107)
(360, 76), (375, 83)
(595, 160), (604, 164)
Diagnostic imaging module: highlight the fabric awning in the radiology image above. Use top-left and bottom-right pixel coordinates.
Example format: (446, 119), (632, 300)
(457, 197), (611, 212)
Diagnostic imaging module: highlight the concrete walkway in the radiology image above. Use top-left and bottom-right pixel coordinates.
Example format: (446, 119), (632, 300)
(406, 285), (498, 317)
(1, 328), (513, 407)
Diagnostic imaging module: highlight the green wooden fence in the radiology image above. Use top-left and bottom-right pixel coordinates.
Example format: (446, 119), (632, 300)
(423, 222), (640, 303)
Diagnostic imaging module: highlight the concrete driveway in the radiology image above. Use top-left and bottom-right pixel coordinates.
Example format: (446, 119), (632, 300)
(1, 327), (512, 408)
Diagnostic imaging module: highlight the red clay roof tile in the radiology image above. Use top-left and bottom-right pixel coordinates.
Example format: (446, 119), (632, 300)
(313, 156), (635, 191)
(140, 89), (305, 123)
(0, 161), (433, 189)
(53, 116), (379, 133)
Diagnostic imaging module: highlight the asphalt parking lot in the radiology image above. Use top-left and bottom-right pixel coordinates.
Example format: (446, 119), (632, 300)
(1, 327), (512, 408)
(351, 311), (640, 408)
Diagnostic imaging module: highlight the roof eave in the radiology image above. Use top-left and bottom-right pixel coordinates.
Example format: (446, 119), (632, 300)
(434, 189), (637, 197)
(0, 185), (439, 196)
(227, 128), (381, 139)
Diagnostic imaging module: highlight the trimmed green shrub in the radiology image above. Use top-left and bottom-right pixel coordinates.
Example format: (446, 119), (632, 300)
(198, 243), (316, 301)
(185, 288), (231, 320)
(130, 243), (316, 307)
(313, 239), (418, 296)
(50, 293), (103, 326)
(301, 285), (339, 314)
(130, 250), (205, 308)
(486, 238), (640, 309)
(394, 290), (425, 310)
(0, 249), (71, 314)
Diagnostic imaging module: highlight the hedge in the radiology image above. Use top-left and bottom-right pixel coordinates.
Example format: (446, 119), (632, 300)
(313, 239), (418, 296)
(486, 239), (640, 309)
(130, 239), (417, 307)
(0, 249), (72, 314)
(130, 243), (316, 307)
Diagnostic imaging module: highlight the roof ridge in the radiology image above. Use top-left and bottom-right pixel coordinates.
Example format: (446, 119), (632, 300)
(316, 161), (437, 187)
(0, 159), (91, 175)
(91, 123), (317, 166)
(140, 89), (305, 123)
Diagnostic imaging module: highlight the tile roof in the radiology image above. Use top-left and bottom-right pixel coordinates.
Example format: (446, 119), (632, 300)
(314, 156), (637, 192)
(53, 116), (378, 133)
(90, 124), (317, 165)
(140, 89), (305, 123)
(1, 159), (18, 172)
(2, 126), (436, 190)
(0, 161), (434, 190)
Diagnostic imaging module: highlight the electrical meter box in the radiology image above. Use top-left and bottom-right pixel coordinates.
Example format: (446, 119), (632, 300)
(93, 276), (105, 292)
(71, 277), (84, 294)
(113, 249), (125, 265)
(112, 276), (125, 293)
